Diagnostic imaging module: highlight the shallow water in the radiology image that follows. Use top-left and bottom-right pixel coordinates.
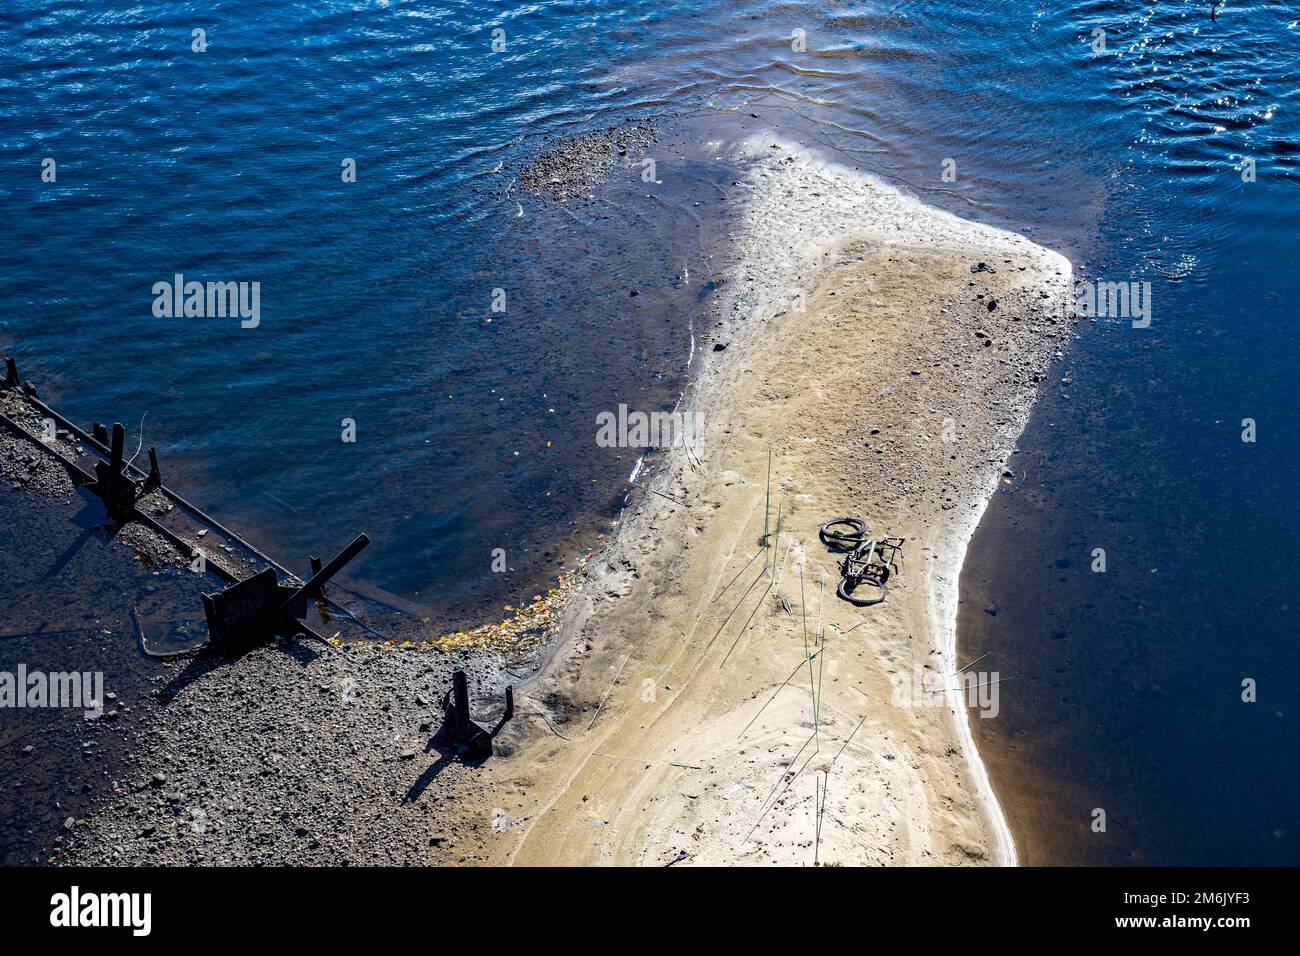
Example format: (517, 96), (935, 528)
(2, 0), (1297, 864)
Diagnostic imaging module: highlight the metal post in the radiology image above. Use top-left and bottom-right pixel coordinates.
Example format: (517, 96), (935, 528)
(452, 670), (471, 742)
(145, 448), (162, 491)
(109, 422), (124, 471)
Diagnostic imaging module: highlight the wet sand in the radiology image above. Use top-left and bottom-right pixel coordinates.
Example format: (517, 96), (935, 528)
(476, 136), (1074, 866)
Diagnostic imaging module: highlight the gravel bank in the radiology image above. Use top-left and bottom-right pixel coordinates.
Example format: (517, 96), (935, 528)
(60, 642), (520, 866)
(518, 120), (657, 199)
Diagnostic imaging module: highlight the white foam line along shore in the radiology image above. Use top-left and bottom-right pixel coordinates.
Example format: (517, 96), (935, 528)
(931, 496), (1018, 866)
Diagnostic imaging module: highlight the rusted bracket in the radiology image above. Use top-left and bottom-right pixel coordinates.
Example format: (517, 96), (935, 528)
(202, 534), (370, 654)
(440, 670), (514, 760)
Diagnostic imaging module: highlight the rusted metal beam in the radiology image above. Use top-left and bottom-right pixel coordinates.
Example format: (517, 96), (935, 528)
(4, 356), (379, 652)
(283, 534), (369, 608)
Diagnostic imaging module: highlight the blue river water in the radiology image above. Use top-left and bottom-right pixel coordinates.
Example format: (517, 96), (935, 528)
(1, 1), (1296, 864)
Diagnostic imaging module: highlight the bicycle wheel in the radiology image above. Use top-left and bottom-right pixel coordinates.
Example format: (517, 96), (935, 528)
(819, 517), (869, 550)
(837, 576), (886, 607)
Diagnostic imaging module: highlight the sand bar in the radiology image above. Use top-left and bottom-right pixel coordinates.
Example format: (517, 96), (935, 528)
(484, 136), (1074, 866)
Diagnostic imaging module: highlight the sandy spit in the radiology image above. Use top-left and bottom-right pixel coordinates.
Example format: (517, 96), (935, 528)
(477, 135), (1075, 866)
